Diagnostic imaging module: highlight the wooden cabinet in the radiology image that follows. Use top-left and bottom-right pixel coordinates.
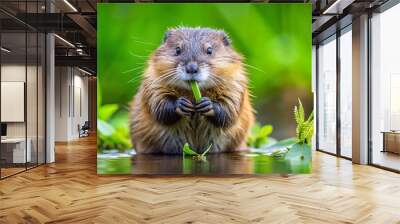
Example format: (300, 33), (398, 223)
(382, 132), (400, 154)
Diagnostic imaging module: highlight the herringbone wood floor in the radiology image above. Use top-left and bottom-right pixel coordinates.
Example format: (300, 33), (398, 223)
(1, 136), (400, 224)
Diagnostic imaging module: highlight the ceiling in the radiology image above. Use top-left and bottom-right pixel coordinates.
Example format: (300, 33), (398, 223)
(311, 0), (390, 43)
(0, 0), (392, 74)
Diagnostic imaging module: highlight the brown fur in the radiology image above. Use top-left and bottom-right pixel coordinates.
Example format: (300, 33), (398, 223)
(130, 27), (254, 154)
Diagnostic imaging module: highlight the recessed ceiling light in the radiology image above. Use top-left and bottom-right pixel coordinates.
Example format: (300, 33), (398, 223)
(1, 47), (11, 53)
(63, 0), (78, 12)
(78, 67), (93, 76)
(322, 0), (354, 15)
(54, 34), (75, 48)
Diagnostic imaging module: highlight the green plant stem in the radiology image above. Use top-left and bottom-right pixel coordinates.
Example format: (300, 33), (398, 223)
(201, 144), (213, 157)
(188, 81), (212, 161)
(191, 81), (202, 102)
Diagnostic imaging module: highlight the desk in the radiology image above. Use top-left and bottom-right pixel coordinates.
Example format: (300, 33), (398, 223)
(1, 138), (31, 163)
(382, 131), (400, 154)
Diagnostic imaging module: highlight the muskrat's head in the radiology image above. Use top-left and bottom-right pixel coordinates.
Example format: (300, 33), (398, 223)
(151, 27), (243, 89)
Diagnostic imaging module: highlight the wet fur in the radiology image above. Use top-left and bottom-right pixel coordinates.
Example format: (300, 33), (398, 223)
(130, 27), (254, 154)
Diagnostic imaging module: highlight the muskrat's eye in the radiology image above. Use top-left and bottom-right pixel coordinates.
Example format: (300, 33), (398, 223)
(175, 47), (182, 56)
(206, 47), (213, 55)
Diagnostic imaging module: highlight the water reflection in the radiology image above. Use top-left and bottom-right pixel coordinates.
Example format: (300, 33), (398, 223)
(98, 151), (311, 175)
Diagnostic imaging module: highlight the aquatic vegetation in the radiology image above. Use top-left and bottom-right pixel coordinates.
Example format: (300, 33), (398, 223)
(97, 81), (133, 152)
(247, 123), (274, 148)
(285, 99), (314, 160)
(251, 99), (314, 161)
(294, 98), (314, 145)
(183, 143), (212, 161)
(98, 104), (132, 152)
(181, 81), (212, 162)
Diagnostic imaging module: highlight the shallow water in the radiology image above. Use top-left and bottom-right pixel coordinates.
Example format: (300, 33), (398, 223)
(97, 151), (311, 175)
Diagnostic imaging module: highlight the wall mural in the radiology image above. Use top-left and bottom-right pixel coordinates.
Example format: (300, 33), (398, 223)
(97, 3), (313, 175)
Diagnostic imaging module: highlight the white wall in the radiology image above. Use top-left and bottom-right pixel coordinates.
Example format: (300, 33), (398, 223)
(1, 63), (46, 164)
(72, 73), (89, 138)
(1, 65), (25, 133)
(55, 67), (69, 141)
(54, 67), (89, 141)
(1, 82), (25, 122)
(1, 65), (39, 138)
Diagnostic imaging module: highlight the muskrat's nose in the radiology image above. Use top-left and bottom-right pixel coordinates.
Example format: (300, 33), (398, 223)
(185, 62), (198, 74)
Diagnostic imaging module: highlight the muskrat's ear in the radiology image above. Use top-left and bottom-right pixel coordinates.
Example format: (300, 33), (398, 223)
(163, 30), (172, 43)
(220, 31), (231, 46)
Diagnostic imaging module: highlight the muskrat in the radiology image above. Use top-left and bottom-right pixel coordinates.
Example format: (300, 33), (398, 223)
(130, 27), (254, 154)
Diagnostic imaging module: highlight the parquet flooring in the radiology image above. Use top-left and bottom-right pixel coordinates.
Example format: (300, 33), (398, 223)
(1, 135), (400, 223)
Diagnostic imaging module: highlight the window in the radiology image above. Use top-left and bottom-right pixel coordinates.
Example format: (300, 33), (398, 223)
(0, 2), (46, 179)
(317, 35), (337, 154)
(370, 3), (400, 171)
(339, 27), (352, 158)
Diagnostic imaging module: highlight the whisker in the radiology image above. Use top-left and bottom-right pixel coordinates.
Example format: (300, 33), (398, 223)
(157, 72), (176, 83)
(149, 70), (176, 86)
(122, 66), (144, 74)
(130, 36), (159, 46)
(212, 57), (265, 74)
(128, 76), (143, 84)
(129, 51), (150, 58)
(130, 39), (158, 46)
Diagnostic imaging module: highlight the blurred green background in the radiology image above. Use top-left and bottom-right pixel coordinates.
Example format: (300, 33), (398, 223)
(98, 3), (312, 141)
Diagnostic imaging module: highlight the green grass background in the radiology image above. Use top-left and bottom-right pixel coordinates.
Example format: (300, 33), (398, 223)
(98, 3), (312, 139)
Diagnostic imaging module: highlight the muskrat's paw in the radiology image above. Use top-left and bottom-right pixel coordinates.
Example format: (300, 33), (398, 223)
(176, 97), (194, 117)
(195, 97), (215, 116)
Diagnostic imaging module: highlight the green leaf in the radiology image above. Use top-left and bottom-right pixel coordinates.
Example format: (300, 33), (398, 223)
(112, 127), (133, 149)
(98, 120), (116, 137)
(247, 136), (256, 147)
(303, 122), (314, 145)
(251, 123), (261, 134)
(265, 137), (297, 149)
(285, 143), (311, 161)
(98, 104), (119, 121)
(294, 98), (305, 126)
(294, 98), (314, 144)
(297, 98), (305, 123)
(294, 105), (299, 125)
(247, 123), (274, 148)
(109, 110), (130, 129)
(270, 148), (288, 158)
(297, 123), (305, 142)
(182, 143), (199, 156)
(306, 111), (314, 123)
(258, 125), (273, 138)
